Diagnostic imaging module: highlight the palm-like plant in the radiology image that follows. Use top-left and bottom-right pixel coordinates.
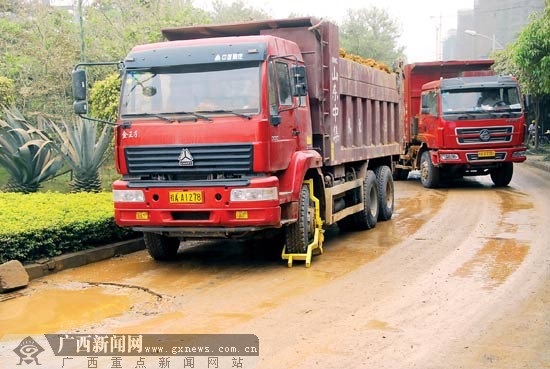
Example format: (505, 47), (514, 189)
(0, 108), (62, 193)
(48, 118), (113, 193)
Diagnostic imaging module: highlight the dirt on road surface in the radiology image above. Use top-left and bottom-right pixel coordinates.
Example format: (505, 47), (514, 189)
(1, 164), (549, 369)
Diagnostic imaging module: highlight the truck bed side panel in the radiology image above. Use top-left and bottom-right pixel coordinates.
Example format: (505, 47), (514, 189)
(261, 22), (401, 165)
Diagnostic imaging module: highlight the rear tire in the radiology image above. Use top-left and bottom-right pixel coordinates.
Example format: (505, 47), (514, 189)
(351, 170), (379, 230)
(420, 151), (440, 188)
(285, 184), (314, 254)
(374, 166), (394, 221)
(490, 162), (513, 187)
(143, 232), (180, 260)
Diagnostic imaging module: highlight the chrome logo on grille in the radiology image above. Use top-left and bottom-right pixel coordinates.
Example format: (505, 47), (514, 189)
(178, 148), (194, 166)
(479, 129), (491, 142)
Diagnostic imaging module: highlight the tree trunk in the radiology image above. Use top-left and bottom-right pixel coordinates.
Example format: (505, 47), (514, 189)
(534, 96), (541, 150)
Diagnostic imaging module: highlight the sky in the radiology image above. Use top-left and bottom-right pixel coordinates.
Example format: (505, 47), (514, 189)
(52, 0), (476, 62)
(194, 0), (476, 62)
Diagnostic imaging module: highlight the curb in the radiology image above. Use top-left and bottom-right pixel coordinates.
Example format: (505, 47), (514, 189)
(525, 159), (550, 173)
(24, 238), (145, 280)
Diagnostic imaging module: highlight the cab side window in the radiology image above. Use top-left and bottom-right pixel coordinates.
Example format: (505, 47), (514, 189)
(275, 62), (292, 106)
(421, 90), (438, 116)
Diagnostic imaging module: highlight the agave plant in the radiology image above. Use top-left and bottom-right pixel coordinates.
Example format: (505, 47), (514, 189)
(48, 118), (113, 193)
(0, 108), (62, 193)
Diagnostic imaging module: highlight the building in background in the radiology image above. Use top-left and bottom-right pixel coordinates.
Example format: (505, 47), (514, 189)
(445, 0), (545, 60)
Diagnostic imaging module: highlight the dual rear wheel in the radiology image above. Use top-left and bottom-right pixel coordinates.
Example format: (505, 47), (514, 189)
(337, 165), (394, 232)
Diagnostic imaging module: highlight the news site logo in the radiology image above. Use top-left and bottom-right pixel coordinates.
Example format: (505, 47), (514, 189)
(13, 336), (45, 365)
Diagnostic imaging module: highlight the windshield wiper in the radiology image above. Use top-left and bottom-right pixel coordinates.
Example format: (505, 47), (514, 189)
(164, 111), (213, 122)
(195, 109), (252, 120)
(443, 111), (477, 119)
(122, 112), (174, 123)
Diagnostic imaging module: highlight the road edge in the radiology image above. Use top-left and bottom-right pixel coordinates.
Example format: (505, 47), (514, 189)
(524, 158), (550, 172)
(24, 238), (145, 280)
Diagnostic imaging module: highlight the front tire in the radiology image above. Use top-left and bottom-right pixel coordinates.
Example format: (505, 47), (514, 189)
(375, 166), (394, 221)
(285, 185), (314, 254)
(490, 162), (513, 187)
(420, 151), (440, 188)
(143, 232), (180, 260)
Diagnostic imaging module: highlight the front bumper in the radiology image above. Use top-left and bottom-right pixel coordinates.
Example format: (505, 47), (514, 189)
(113, 176), (281, 229)
(433, 146), (527, 166)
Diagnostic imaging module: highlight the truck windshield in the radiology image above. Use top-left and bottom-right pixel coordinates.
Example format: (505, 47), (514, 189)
(441, 87), (521, 115)
(120, 62), (261, 118)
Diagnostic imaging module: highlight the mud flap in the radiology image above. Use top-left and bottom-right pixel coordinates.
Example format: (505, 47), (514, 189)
(281, 179), (324, 268)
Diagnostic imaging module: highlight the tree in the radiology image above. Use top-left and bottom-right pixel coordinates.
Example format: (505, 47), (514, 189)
(210, 0), (269, 24)
(339, 7), (405, 66)
(493, 3), (549, 148)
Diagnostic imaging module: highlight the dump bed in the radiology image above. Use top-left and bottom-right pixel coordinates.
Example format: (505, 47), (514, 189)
(162, 18), (401, 166)
(403, 60), (494, 143)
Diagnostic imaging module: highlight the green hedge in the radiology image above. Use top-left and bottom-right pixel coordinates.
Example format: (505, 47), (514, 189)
(0, 192), (136, 263)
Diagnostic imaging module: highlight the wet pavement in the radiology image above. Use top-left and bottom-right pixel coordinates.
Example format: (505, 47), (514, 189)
(0, 164), (549, 369)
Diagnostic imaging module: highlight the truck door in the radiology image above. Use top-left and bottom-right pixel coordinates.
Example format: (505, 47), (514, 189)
(419, 90), (440, 147)
(267, 59), (298, 171)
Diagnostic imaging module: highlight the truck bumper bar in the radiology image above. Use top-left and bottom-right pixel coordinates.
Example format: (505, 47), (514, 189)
(113, 177), (282, 228)
(133, 225), (279, 238)
(434, 146), (526, 165)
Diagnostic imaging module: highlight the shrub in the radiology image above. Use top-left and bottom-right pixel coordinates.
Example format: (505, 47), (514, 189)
(0, 107), (62, 193)
(48, 118), (113, 193)
(0, 192), (136, 263)
(89, 73), (121, 123)
(0, 76), (15, 107)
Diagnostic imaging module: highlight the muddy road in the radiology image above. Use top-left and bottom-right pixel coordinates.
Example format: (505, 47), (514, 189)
(1, 164), (549, 369)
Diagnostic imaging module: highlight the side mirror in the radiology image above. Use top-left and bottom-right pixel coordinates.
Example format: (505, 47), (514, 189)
(291, 65), (308, 97)
(73, 100), (88, 115)
(269, 114), (281, 126)
(72, 69), (87, 101)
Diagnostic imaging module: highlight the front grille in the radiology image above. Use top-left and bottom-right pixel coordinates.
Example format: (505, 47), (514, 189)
(456, 126), (513, 144)
(125, 143), (253, 175)
(466, 152), (507, 161)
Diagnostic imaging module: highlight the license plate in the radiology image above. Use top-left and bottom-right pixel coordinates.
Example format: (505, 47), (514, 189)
(136, 212), (149, 220)
(236, 211), (248, 219)
(478, 150), (496, 158)
(169, 191), (203, 203)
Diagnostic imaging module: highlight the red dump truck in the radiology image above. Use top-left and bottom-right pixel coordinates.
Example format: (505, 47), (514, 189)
(394, 60), (527, 187)
(72, 18), (401, 264)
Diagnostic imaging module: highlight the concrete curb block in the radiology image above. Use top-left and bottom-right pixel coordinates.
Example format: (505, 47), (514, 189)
(24, 238), (145, 280)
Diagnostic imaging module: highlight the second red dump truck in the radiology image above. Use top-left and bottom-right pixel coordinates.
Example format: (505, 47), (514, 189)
(395, 60), (527, 187)
(72, 18), (402, 265)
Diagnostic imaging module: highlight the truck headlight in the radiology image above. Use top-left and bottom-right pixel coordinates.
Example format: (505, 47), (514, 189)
(512, 150), (526, 158)
(230, 187), (278, 202)
(440, 153), (459, 160)
(113, 189), (145, 203)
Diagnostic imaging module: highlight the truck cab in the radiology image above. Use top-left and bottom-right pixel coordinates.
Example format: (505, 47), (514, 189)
(112, 35), (317, 238)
